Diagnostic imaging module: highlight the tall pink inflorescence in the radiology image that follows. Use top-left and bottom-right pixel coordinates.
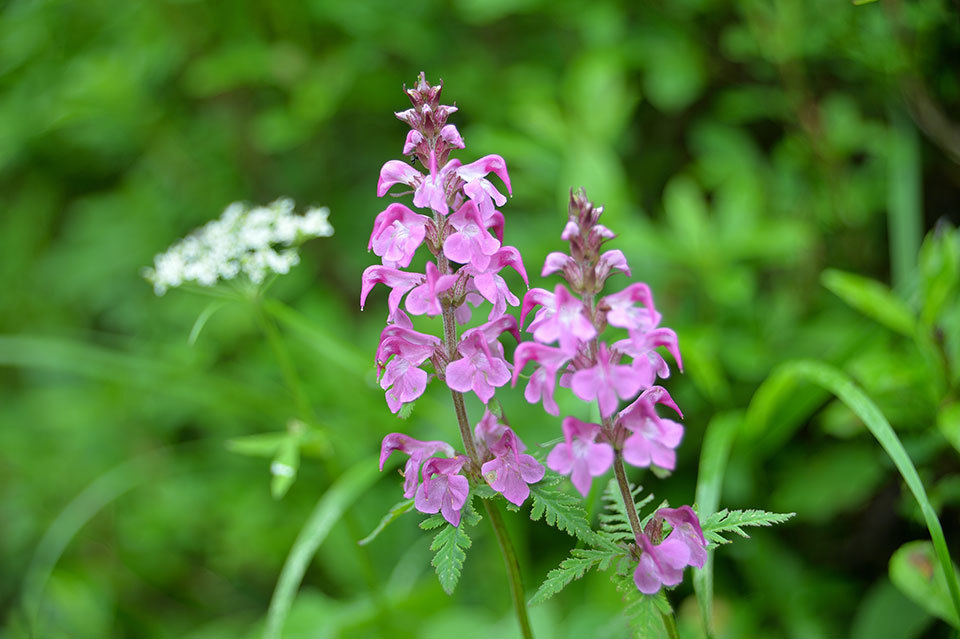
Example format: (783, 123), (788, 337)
(364, 73), (542, 528)
(512, 189), (705, 594)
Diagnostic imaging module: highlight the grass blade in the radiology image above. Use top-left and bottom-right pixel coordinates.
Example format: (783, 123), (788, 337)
(693, 411), (741, 639)
(263, 457), (382, 639)
(747, 360), (960, 624)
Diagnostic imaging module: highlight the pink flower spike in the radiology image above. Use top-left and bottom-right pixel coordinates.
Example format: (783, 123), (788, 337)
(379, 434), (455, 498)
(439, 124), (465, 149)
(481, 429), (544, 506)
(570, 343), (645, 418)
(445, 331), (511, 403)
(444, 200), (501, 270)
(619, 386), (684, 470)
(511, 342), (571, 416)
(542, 252), (574, 277)
(360, 266), (424, 321)
(377, 160), (422, 197)
(405, 262), (457, 317)
(546, 417), (613, 496)
(415, 456), (470, 526)
(369, 203), (430, 268)
(403, 130), (424, 155)
(633, 533), (691, 595)
(531, 284), (596, 352)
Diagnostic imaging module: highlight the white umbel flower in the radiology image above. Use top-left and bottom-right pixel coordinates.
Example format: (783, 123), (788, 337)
(144, 198), (333, 295)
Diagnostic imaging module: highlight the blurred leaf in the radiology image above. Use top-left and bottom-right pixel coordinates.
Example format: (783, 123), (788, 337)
(937, 403), (960, 456)
(187, 300), (228, 345)
(918, 224), (960, 326)
(747, 360), (960, 622)
(358, 498), (415, 546)
(850, 578), (931, 639)
(270, 437), (299, 499)
(822, 269), (916, 336)
(890, 541), (960, 627)
(263, 457), (383, 639)
(226, 433), (287, 458)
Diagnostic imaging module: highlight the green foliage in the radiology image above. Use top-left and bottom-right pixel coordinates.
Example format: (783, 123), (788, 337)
(429, 523), (473, 596)
(699, 509), (796, 546)
(358, 498), (415, 546)
(889, 541), (960, 628)
(598, 479), (653, 545)
(529, 548), (618, 605)
(821, 269), (916, 337)
(613, 573), (673, 639)
(528, 481), (599, 545)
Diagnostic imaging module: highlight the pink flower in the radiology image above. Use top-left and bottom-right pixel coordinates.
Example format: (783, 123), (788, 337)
(377, 160), (422, 197)
(443, 200), (501, 270)
(520, 288), (556, 335)
(541, 252), (575, 277)
(602, 283), (661, 333)
(481, 429), (544, 506)
(369, 203), (430, 268)
(633, 506), (706, 594)
(457, 154), (511, 220)
(379, 434), (455, 498)
(612, 326), (683, 388)
(405, 262), (457, 316)
(619, 386), (684, 471)
(570, 343), (645, 418)
(529, 284), (596, 352)
(512, 342), (571, 416)
(415, 456), (471, 526)
(413, 154), (460, 215)
(474, 410), (525, 456)
(595, 249), (631, 281)
(546, 417), (613, 496)
(375, 326), (441, 413)
(464, 246), (528, 320)
(445, 324), (514, 403)
(360, 266), (423, 322)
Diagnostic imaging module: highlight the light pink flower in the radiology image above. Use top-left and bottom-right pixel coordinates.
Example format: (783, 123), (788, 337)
(481, 429), (544, 506)
(377, 160), (421, 197)
(457, 154), (511, 220)
(602, 283), (661, 333)
(375, 325), (441, 412)
(530, 284), (596, 352)
(474, 410), (526, 456)
(520, 288), (556, 335)
(405, 262), (457, 316)
(570, 343), (645, 417)
(379, 434), (455, 498)
(369, 203), (430, 268)
(512, 342), (571, 416)
(443, 199), (501, 270)
(546, 417), (613, 496)
(541, 252), (575, 277)
(415, 456), (471, 526)
(445, 321), (515, 403)
(464, 246), (528, 320)
(619, 386), (684, 470)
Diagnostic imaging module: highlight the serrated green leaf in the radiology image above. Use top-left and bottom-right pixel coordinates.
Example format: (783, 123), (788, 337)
(419, 514), (446, 530)
(890, 541), (960, 627)
(699, 509), (795, 545)
(822, 268), (916, 336)
(430, 523), (472, 595)
(358, 499), (415, 546)
(529, 483), (598, 545)
(530, 548), (621, 605)
(613, 573), (670, 638)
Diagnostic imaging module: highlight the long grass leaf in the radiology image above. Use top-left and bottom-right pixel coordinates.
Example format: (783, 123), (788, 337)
(263, 457), (382, 639)
(692, 411), (741, 639)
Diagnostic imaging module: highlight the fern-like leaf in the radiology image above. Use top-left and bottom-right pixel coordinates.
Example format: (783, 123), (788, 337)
(430, 523), (472, 595)
(699, 508), (795, 545)
(529, 482), (598, 544)
(613, 572), (672, 638)
(530, 548), (620, 605)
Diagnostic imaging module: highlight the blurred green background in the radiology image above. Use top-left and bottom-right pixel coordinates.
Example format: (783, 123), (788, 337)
(2, 0), (959, 637)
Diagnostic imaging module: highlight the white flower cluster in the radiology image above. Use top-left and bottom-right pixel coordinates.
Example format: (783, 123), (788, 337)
(144, 198), (333, 295)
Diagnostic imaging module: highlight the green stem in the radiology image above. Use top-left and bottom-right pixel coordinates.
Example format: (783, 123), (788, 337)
(438, 290), (533, 639)
(661, 610), (680, 639)
(611, 450), (643, 544)
(484, 500), (534, 639)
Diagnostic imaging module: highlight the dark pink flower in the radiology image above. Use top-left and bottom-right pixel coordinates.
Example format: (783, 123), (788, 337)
(443, 200), (501, 270)
(379, 434), (455, 498)
(481, 429), (544, 506)
(512, 342), (571, 416)
(369, 203), (430, 268)
(619, 386), (684, 470)
(633, 505), (706, 594)
(570, 343), (645, 417)
(415, 455), (471, 526)
(474, 410), (525, 456)
(405, 262), (457, 316)
(360, 266), (424, 322)
(546, 417), (613, 496)
(530, 284), (596, 351)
